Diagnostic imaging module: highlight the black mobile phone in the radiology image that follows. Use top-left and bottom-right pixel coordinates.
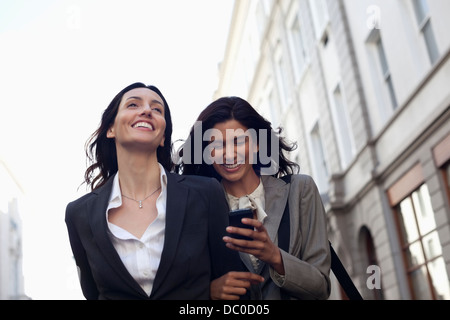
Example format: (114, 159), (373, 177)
(228, 208), (254, 241)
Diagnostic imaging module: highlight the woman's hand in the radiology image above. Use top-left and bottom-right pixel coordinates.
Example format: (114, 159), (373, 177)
(224, 218), (285, 275)
(210, 271), (264, 300)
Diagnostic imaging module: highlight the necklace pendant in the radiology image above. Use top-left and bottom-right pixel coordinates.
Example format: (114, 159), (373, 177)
(139, 200), (143, 209)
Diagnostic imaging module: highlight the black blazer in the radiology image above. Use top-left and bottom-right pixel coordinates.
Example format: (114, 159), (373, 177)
(65, 171), (244, 300)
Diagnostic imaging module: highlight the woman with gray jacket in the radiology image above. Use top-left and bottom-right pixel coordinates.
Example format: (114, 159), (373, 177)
(177, 96), (331, 300)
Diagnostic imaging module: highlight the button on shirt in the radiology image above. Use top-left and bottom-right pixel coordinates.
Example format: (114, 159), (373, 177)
(106, 164), (167, 296)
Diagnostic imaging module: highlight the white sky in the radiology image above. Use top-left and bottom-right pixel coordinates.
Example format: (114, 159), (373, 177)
(0, 0), (234, 299)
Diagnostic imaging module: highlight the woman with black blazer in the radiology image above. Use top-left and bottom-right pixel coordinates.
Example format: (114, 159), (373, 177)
(177, 96), (331, 300)
(65, 83), (262, 300)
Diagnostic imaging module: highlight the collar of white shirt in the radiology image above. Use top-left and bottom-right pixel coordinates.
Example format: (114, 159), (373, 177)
(106, 163), (168, 228)
(104, 163), (168, 296)
(226, 178), (267, 223)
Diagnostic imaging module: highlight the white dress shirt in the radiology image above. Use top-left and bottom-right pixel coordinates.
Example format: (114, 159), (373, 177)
(106, 163), (167, 296)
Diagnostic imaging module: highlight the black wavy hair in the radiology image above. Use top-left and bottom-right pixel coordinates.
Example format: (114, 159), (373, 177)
(176, 96), (299, 179)
(84, 82), (174, 191)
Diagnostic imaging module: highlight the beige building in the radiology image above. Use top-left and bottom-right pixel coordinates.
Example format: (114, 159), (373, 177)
(214, 0), (450, 299)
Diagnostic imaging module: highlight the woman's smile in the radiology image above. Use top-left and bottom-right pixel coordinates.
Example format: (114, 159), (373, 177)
(132, 121), (154, 131)
(221, 163), (242, 173)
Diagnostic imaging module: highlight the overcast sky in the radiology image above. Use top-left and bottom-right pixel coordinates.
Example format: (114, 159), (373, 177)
(0, 0), (234, 299)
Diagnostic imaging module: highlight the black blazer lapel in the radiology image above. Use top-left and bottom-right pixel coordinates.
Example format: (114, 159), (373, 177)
(150, 172), (189, 297)
(87, 176), (147, 297)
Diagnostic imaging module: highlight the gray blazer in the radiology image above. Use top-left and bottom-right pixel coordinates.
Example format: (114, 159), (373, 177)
(242, 174), (331, 300)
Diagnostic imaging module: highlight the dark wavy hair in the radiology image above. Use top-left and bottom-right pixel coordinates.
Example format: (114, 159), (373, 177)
(176, 96), (299, 179)
(84, 82), (174, 191)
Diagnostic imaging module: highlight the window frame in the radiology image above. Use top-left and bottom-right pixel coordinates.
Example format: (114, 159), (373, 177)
(388, 164), (450, 299)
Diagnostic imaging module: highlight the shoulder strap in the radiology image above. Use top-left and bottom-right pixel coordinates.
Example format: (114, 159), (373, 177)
(279, 175), (363, 300)
(329, 241), (363, 300)
(278, 175), (291, 300)
(278, 175), (291, 252)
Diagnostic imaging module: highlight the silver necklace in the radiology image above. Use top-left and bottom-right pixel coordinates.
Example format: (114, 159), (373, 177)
(122, 186), (161, 209)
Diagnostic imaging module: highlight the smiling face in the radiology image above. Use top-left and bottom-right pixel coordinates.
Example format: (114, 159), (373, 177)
(106, 87), (166, 151)
(210, 119), (259, 186)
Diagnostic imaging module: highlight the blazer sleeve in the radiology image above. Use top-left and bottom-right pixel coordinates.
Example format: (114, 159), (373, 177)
(65, 200), (99, 300)
(206, 178), (247, 280)
(275, 175), (331, 300)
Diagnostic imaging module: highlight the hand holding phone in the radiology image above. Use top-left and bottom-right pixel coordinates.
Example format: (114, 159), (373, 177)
(228, 208), (254, 241)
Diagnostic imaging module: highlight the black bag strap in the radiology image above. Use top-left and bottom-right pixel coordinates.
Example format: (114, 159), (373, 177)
(278, 174), (363, 300)
(278, 175), (291, 300)
(278, 174), (291, 252)
(329, 241), (363, 300)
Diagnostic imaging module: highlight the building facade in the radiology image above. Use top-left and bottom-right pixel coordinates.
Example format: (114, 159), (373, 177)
(0, 159), (28, 299)
(214, 0), (450, 299)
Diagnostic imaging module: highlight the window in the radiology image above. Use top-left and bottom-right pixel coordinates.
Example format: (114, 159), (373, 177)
(375, 37), (398, 110)
(273, 43), (290, 111)
(256, 0), (270, 39)
(261, 78), (280, 128)
(331, 84), (355, 168)
(287, 14), (308, 83)
(394, 185), (450, 299)
(310, 121), (329, 192)
(388, 164), (450, 300)
(433, 133), (450, 207)
(366, 30), (398, 129)
(413, 0), (439, 65)
(243, 32), (256, 86)
(308, 0), (329, 39)
(268, 89), (279, 128)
